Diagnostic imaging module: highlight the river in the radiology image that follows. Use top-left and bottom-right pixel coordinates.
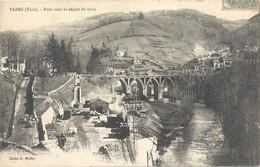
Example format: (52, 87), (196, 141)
(160, 103), (228, 166)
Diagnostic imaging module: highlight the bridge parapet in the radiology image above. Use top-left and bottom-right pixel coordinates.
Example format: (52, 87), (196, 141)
(81, 73), (205, 79)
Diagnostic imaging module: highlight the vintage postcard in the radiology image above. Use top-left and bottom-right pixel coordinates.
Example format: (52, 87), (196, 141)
(0, 0), (259, 166)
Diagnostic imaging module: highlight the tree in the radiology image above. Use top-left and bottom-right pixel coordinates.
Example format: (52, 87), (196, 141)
(75, 54), (82, 74)
(37, 67), (48, 93)
(67, 39), (75, 72)
(138, 12), (144, 20)
(0, 31), (21, 58)
(204, 55), (260, 165)
(46, 33), (60, 76)
(59, 39), (67, 74)
(107, 35), (110, 42)
(24, 36), (45, 74)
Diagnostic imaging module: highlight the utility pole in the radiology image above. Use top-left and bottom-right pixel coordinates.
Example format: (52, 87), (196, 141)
(133, 64), (136, 145)
(133, 90), (136, 145)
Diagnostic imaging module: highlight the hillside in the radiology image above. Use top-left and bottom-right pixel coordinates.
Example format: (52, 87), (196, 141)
(77, 9), (237, 70)
(78, 20), (191, 68)
(16, 9), (256, 71)
(145, 10), (227, 50)
(222, 14), (260, 51)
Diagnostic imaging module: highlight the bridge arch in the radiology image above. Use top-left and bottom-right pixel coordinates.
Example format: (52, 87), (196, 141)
(146, 78), (159, 100)
(114, 78), (128, 94)
(161, 77), (174, 88)
(161, 77), (175, 100)
(130, 78), (143, 95)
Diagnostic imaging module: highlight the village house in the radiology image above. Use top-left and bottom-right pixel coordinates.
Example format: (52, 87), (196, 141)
(213, 59), (223, 71)
(181, 57), (209, 74)
(182, 67), (192, 74)
(34, 98), (63, 141)
(39, 106), (56, 141)
(0, 56), (26, 73)
(192, 64), (208, 74)
(193, 65), (199, 73)
(223, 58), (232, 67)
(0, 56), (8, 71)
(116, 50), (126, 57)
(212, 57), (233, 71)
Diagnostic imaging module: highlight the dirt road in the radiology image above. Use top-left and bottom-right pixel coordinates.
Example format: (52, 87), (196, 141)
(8, 77), (38, 147)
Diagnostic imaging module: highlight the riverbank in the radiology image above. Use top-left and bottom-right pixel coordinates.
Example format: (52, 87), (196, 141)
(135, 101), (232, 166)
(159, 103), (227, 166)
(132, 100), (194, 165)
(148, 100), (193, 130)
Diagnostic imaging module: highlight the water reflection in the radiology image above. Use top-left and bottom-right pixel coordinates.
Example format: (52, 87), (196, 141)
(160, 103), (225, 166)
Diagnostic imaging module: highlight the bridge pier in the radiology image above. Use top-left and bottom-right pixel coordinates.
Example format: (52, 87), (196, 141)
(110, 81), (115, 93)
(158, 84), (163, 100)
(126, 85), (131, 94)
(143, 85), (148, 97)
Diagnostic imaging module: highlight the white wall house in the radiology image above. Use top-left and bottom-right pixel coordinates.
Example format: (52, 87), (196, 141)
(41, 106), (55, 141)
(0, 57), (8, 71)
(0, 56), (26, 73)
(117, 51), (125, 57)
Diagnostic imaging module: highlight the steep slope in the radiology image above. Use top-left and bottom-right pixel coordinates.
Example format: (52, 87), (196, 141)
(145, 10), (227, 51)
(222, 14), (260, 51)
(78, 9), (232, 69)
(17, 9), (253, 71)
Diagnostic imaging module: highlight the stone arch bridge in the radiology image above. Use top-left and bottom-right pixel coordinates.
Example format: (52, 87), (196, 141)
(84, 74), (206, 100)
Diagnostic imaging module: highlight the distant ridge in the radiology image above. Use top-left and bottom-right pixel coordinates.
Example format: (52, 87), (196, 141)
(14, 9), (258, 72)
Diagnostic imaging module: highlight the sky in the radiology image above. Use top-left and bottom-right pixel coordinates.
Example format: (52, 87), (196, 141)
(0, 0), (259, 31)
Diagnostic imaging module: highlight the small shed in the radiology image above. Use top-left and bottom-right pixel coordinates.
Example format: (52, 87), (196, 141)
(63, 109), (74, 120)
(89, 98), (109, 113)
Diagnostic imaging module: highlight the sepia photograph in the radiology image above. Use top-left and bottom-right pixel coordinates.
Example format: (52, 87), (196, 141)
(0, 0), (259, 166)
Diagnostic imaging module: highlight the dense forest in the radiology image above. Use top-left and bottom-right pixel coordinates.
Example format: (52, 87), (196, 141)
(204, 50), (259, 165)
